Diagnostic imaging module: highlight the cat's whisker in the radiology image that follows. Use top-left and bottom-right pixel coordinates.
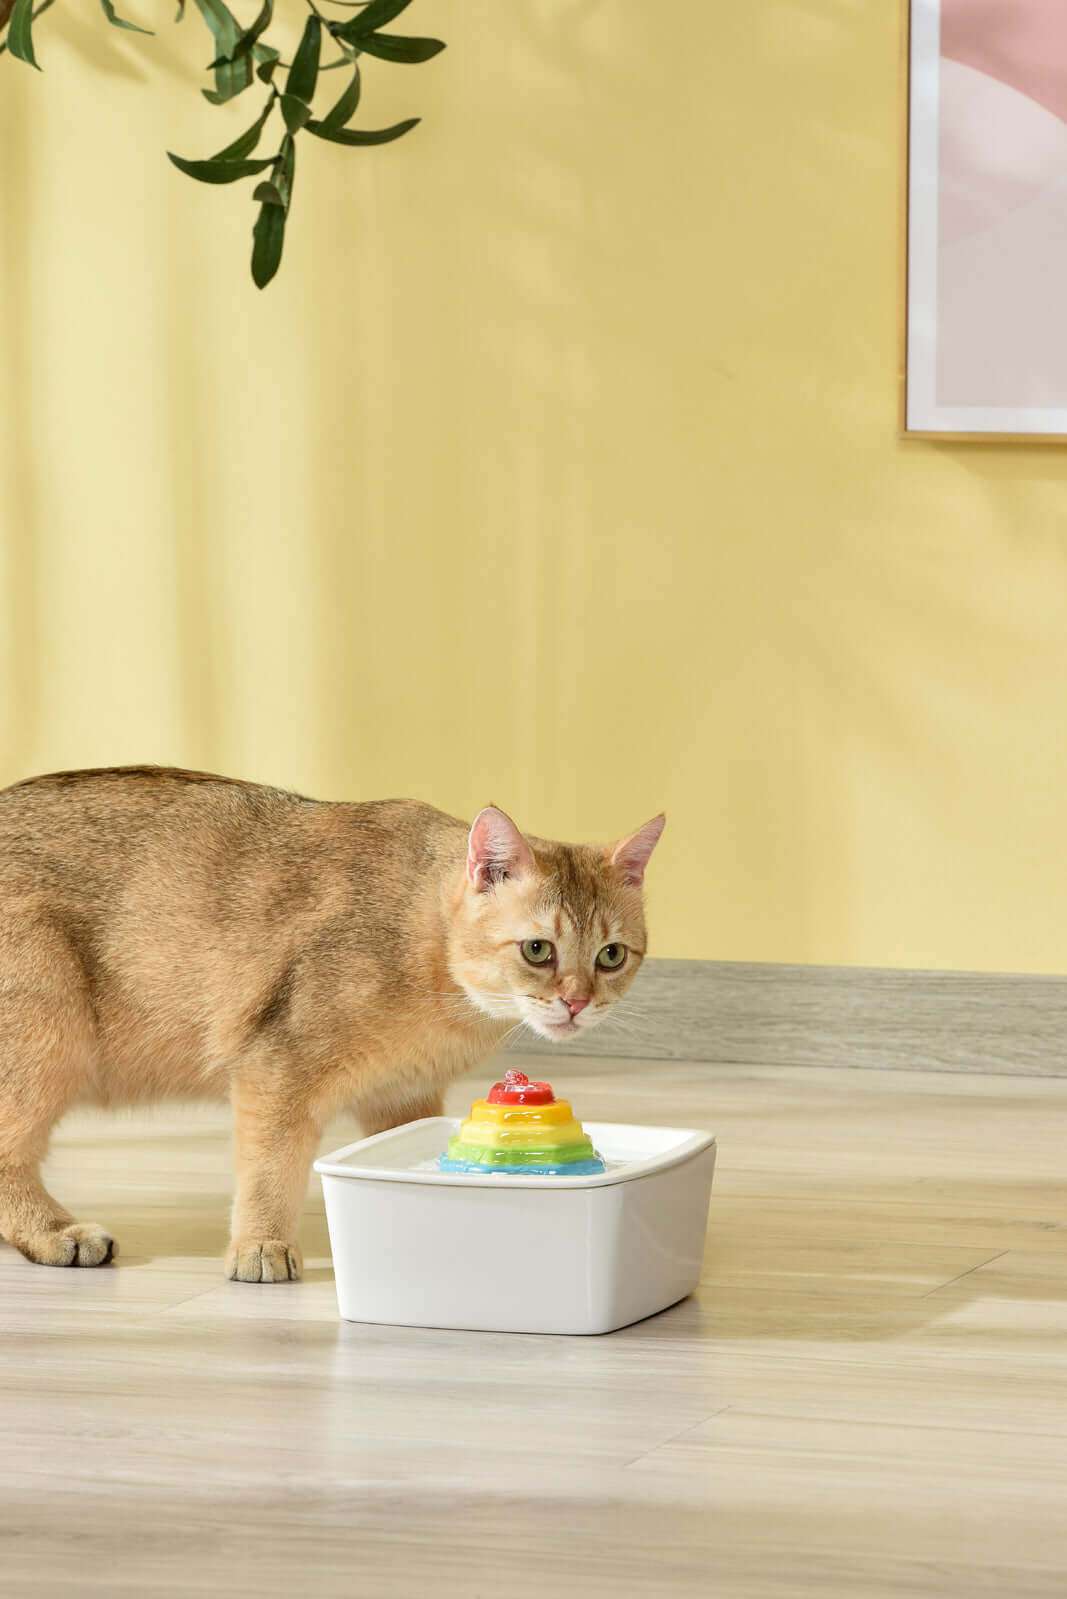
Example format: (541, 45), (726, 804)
(603, 998), (655, 1024)
(609, 997), (650, 1017)
(602, 1001), (651, 1022)
(604, 1012), (658, 1035)
(588, 1009), (659, 1040)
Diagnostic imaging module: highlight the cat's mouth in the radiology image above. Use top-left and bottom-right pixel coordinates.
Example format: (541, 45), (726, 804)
(510, 998), (601, 1041)
(541, 1017), (580, 1038)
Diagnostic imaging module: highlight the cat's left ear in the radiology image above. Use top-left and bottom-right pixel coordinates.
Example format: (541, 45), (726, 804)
(609, 814), (665, 887)
(467, 806), (535, 892)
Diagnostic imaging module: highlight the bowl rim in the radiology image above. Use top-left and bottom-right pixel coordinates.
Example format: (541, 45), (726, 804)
(313, 1116), (716, 1190)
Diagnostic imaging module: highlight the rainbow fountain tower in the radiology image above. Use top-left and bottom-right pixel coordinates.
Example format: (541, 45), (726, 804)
(439, 1069), (606, 1176)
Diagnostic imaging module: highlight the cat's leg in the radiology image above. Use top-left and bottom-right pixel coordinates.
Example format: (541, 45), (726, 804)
(0, 927), (113, 1267)
(226, 1076), (321, 1283)
(0, 1137), (114, 1267)
(357, 1087), (445, 1138)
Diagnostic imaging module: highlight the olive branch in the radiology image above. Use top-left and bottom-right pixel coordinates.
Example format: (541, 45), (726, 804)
(0, 0), (445, 287)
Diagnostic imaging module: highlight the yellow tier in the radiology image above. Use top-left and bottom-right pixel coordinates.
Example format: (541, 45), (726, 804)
(455, 1118), (590, 1150)
(466, 1099), (576, 1128)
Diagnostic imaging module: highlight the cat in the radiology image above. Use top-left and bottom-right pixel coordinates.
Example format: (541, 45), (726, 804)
(0, 767), (664, 1282)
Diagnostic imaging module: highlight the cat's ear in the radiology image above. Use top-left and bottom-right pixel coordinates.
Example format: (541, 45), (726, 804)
(609, 814), (665, 887)
(467, 807), (535, 892)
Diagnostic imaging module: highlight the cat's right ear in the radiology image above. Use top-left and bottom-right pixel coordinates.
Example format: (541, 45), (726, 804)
(609, 813), (666, 887)
(467, 807), (534, 892)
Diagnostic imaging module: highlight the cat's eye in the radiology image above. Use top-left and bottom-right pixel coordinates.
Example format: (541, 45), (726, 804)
(596, 943), (627, 970)
(520, 938), (555, 966)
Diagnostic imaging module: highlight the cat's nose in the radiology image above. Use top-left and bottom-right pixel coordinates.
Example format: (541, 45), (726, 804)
(564, 996), (590, 1017)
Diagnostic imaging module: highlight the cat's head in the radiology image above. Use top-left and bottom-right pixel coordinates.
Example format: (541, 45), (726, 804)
(448, 806), (664, 1042)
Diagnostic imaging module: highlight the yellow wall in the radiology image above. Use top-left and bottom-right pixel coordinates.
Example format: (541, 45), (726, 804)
(2, 3), (1067, 972)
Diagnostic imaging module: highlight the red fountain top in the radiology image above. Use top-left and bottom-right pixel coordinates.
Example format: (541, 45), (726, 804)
(487, 1069), (556, 1106)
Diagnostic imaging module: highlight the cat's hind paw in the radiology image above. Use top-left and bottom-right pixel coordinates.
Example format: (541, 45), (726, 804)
(225, 1238), (302, 1283)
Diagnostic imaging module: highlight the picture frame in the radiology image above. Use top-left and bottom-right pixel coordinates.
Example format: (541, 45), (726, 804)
(901, 0), (1067, 442)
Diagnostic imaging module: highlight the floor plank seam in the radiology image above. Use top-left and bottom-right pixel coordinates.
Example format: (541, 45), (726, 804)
(920, 1250), (1010, 1299)
(158, 1282), (240, 1313)
(620, 1406), (733, 1470)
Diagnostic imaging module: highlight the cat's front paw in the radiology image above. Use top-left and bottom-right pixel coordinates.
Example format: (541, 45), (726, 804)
(15, 1222), (117, 1268)
(225, 1238), (302, 1283)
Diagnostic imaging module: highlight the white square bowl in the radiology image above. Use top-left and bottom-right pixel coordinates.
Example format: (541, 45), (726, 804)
(314, 1117), (716, 1336)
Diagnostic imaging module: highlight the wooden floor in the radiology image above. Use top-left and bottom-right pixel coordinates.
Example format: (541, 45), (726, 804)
(2, 1055), (1065, 1598)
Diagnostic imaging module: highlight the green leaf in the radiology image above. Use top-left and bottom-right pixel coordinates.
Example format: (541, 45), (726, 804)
(7, 0), (41, 68)
(167, 152), (275, 183)
(279, 93), (312, 133)
(193, 0), (254, 104)
(332, 0), (411, 40)
(191, 0), (238, 51)
(318, 62), (360, 132)
(99, 0), (153, 35)
(276, 131), (295, 211)
(252, 198), (286, 288)
(285, 14), (320, 103)
(1, 0), (55, 53)
(211, 93), (274, 161)
(174, 0), (185, 18)
(305, 115), (418, 146)
(203, 65), (254, 104)
(253, 42), (280, 81)
(354, 31), (445, 64)
(253, 180), (284, 205)
(209, 0), (271, 66)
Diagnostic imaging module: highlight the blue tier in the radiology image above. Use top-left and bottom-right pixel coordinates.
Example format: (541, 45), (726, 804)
(438, 1155), (606, 1177)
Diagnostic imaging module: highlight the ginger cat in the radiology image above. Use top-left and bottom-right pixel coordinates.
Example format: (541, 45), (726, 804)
(0, 767), (664, 1282)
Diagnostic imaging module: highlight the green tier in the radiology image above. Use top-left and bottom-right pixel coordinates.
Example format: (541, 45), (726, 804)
(443, 1137), (598, 1168)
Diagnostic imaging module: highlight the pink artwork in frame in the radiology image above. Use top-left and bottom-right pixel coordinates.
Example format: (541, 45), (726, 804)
(905, 0), (1067, 438)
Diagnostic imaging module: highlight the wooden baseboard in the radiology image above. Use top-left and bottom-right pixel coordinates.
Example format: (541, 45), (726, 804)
(516, 958), (1067, 1076)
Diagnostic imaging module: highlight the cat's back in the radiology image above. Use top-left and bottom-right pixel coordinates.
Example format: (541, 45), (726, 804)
(0, 767), (312, 895)
(0, 765), (464, 902)
(2, 765), (278, 818)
